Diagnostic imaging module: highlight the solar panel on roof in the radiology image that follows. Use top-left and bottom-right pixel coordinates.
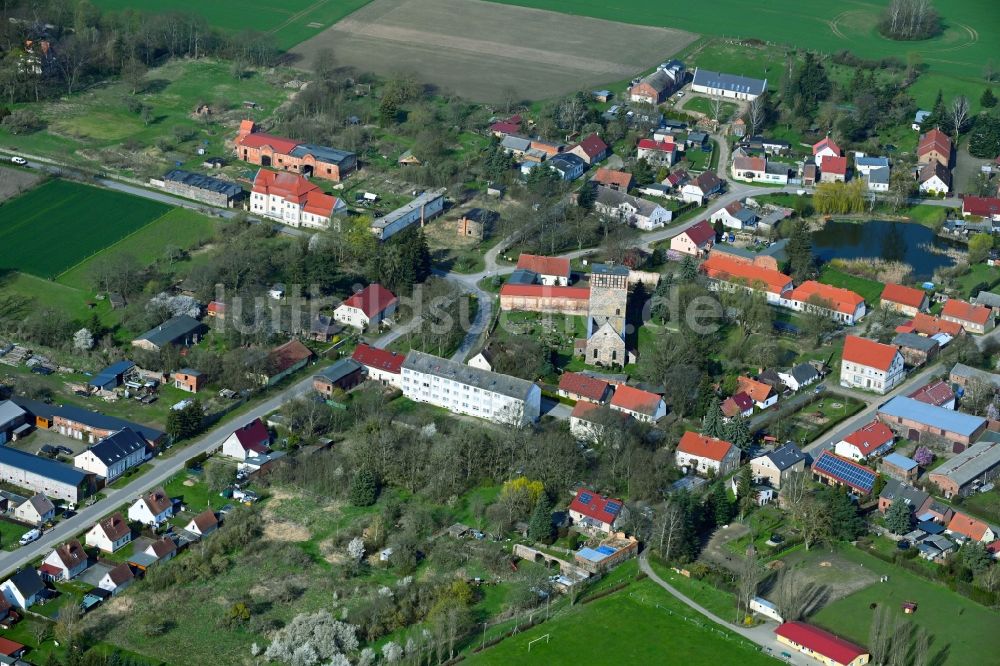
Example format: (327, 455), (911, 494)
(605, 501), (622, 514)
(579, 492), (592, 504)
(815, 454), (875, 491)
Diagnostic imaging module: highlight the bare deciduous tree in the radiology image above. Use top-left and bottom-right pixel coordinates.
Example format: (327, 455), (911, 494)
(747, 95), (765, 135)
(950, 95), (970, 135)
(735, 553), (765, 623)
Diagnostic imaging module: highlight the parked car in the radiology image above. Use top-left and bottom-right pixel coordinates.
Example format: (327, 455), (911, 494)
(10, 156), (27, 166)
(56, 445), (73, 456)
(19, 529), (41, 545)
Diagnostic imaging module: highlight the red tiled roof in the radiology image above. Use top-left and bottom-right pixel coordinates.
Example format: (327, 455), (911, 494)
(912, 312), (964, 336)
(141, 487), (172, 516)
(812, 137), (842, 156)
(342, 284), (398, 319)
(269, 339), (314, 374)
(908, 380), (954, 407)
(516, 254), (571, 278)
(38, 563), (61, 577)
(941, 298), (991, 326)
(188, 509), (218, 533)
(842, 335), (899, 371)
(0, 636), (25, 657)
(592, 168), (633, 190)
(207, 300), (226, 314)
(302, 190), (339, 217)
(701, 254), (793, 295)
(490, 121), (521, 135)
(682, 220), (716, 246)
(693, 171), (721, 190)
(821, 155), (848, 175)
(568, 487), (622, 526)
(737, 376), (774, 404)
(106, 562), (134, 586)
(947, 511), (990, 541)
(918, 128), (952, 158)
(232, 418), (270, 454)
(677, 431), (735, 462)
(610, 385), (662, 416)
(499, 284), (590, 300)
(558, 372), (610, 402)
(881, 283), (926, 309)
(574, 133), (609, 159)
(252, 170), (325, 208)
(842, 420), (894, 456)
(147, 536), (177, 559)
(352, 343), (405, 375)
(791, 281), (864, 316)
(637, 138), (676, 152)
(666, 170), (689, 186)
(721, 392), (753, 417)
(237, 131), (300, 154)
(775, 622), (866, 665)
(733, 155), (766, 172)
(96, 512), (129, 542)
(963, 196), (1000, 218)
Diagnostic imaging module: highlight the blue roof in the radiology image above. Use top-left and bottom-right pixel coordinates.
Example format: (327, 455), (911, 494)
(596, 545), (617, 555)
(289, 143), (355, 166)
(878, 397), (986, 437)
(576, 547), (610, 563)
(0, 446), (90, 486)
(692, 68), (767, 96)
(813, 451), (876, 493)
(882, 452), (918, 472)
(88, 360), (135, 390)
(12, 398), (164, 443)
(917, 520), (945, 535)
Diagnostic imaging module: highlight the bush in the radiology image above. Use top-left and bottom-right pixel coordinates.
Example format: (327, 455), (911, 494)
(349, 469), (379, 507)
(1, 108), (43, 134)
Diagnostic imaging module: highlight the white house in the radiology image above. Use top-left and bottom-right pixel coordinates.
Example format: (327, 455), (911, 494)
(776, 363), (820, 392)
(40, 539), (88, 581)
(840, 335), (905, 394)
(185, 509), (219, 537)
(73, 427), (149, 481)
(918, 162), (951, 194)
(13, 493), (54, 526)
(675, 431), (741, 477)
(98, 563), (135, 595)
(594, 186), (671, 230)
(866, 166), (890, 192)
(750, 444), (807, 489)
(250, 169), (345, 229)
(690, 68), (767, 101)
(710, 201), (757, 230)
(681, 172), (723, 205)
(0, 569), (46, 609)
(220, 418), (271, 461)
(636, 139), (677, 166)
(85, 512), (131, 553)
(143, 536), (178, 563)
(812, 137), (842, 167)
(333, 283), (398, 330)
(835, 420), (895, 462)
(609, 385), (665, 423)
(127, 487), (173, 527)
(350, 343), (405, 388)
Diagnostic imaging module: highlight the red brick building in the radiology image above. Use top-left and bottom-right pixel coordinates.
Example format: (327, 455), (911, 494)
(234, 120), (356, 182)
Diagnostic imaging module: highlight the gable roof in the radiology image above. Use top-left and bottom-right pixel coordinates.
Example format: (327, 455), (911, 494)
(26, 493), (54, 516)
(919, 161), (951, 186)
(558, 372), (610, 402)
(812, 137), (842, 156)
(879, 478), (929, 508)
(147, 536), (177, 559)
(692, 68), (767, 96)
(8, 568), (45, 599)
(721, 392), (754, 417)
(517, 254), (571, 279)
(268, 339), (314, 374)
(820, 155), (848, 176)
(342, 284), (398, 319)
(881, 283), (926, 309)
(134, 315), (204, 350)
(592, 168), (633, 190)
(636, 138), (676, 153)
(106, 562), (134, 586)
(499, 283), (591, 301)
(737, 376), (774, 404)
(786, 363), (819, 385)
(315, 358), (363, 385)
(230, 418), (270, 454)
(0, 636), (25, 657)
(947, 511), (991, 541)
(842, 335), (899, 371)
(665, 170), (689, 186)
(841, 420), (894, 456)
(402, 350), (537, 401)
(692, 170), (722, 191)
(568, 487), (622, 526)
(774, 622), (867, 665)
(352, 343), (405, 375)
(930, 440), (1000, 486)
(764, 444), (806, 471)
(677, 431), (736, 462)
(882, 452), (918, 472)
(51, 539), (87, 570)
(878, 397), (986, 438)
(609, 385), (662, 417)
(733, 154), (766, 172)
(855, 155), (889, 169)
(700, 253), (793, 295)
(83, 428), (147, 467)
(138, 487), (172, 516)
(682, 219), (716, 246)
(918, 128), (952, 157)
(573, 133), (609, 159)
(941, 298), (991, 325)
(188, 509), (218, 533)
(908, 379), (954, 407)
(236, 130), (299, 154)
(0, 448), (89, 489)
(94, 512), (129, 542)
(963, 196), (1000, 218)
(812, 450), (877, 494)
(911, 312), (964, 336)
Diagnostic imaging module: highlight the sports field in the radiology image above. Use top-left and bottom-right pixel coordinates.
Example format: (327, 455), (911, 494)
(486, 0), (996, 82)
(0, 180), (170, 279)
(291, 0), (697, 101)
(92, 0), (372, 50)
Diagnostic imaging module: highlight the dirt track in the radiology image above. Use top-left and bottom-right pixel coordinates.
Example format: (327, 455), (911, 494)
(0, 167), (41, 203)
(291, 0), (698, 101)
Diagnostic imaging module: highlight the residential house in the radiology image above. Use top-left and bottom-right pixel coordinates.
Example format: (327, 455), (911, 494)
(700, 253), (793, 304)
(548, 153), (587, 181)
(567, 134), (609, 165)
(750, 444), (806, 489)
(880, 284), (928, 316)
(131, 315), (205, 352)
(221, 418), (271, 461)
(774, 622), (870, 666)
(500, 134), (531, 157)
(98, 563), (134, 595)
(609, 385), (665, 423)
(941, 298), (994, 334)
(738, 375), (777, 409)
(0, 569), (46, 610)
(908, 379), (955, 409)
(516, 254), (571, 286)
(172, 368), (203, 393)
(681, 171), (723, 205)
(249, 170), (345, 230)
(854, 155), (889, 177)
(569, 401), (632, 442)
(85, 512), (131, 553)
(144, 536), (178, 563)
(127, 487), (173, 527)
(13, 493), (54, 526)
(351, 344), (405, 387)
(917, 128), (952, 167)
(40, 539), (88, 581)
(313, 359), (365, 398)
(820, 156), (849, 183)
(784, 281), (866, 324)
(334, 284), (398, 330)
(675, 431), (741, 477)
(594, 186), (671, 230)
(568, 488), (622, 533)
(891, 333), (940, 367)
(558, 372), (611, 404)
(879, 397), (988, 449)
(928, 440), (1000, 497)
(665, 169), (689, 190)
(911, 312), (964, 337)
(730, 153), (766, 183)
(185, 509), (219, 537)
(839, 335), (905, 394)
(690, 68), (766, 101)
(777, 363), (820, 392)
(962, 196), (1000, 221)
(812, 450), (877, 495)
(812, 137), (842, 167)
(835, 420), (895, 461)
(918, 534), (957, 562)
(489, 114), (521, 137)
(710, 200), (758, 230)
(721, 392), (754, 419)
(636, 138), (677, 166)
(73, 428), (149, 482)
(947, 512), (996, 543)
(234, 120), (356, 181)
(670, 219), (716, 257)
(591, 168), (632, 192)
(880, 452), (919, 482)
(629, 64), (684, 104)
(866, 166), (890, 192)
(918, 161), (951, 194)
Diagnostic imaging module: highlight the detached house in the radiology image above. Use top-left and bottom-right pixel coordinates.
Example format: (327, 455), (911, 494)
(777, 363), (820, 392)
(880, 284), (928, 316)
(128, 487), (173, 527)
(812, 137), (842, 167)
(941, 298), (994, 334)
(594, 186), (671, 230)
(567, 134), (609, 165)
(250, 170), (345, 229)
(731, 153), (766, 182)
(609, 385), (665, 423)
(185, 509), (219, 537)
(878, 478), (929, 517)
(840, 335), (904, 394)
(85, 512), (131, 553)
(917, 127), (952, 167)
(591, 168), (633, 192)
(516, 254), (571, 286)
(750, 444), (806, 489)
(721, 392), (754, 419)
(947, 512), (996, 543)
(73, 427), (149, 481)
(711, 200), (758, 230)
(738, 376), (777, 409)
(334, 283), (398, 330)
(629, 63), (685, 105)
(835, 420), (895, 461)
(784, 281), (866, 324)
(40, 539), (88, 581)
(918, 161), (951, 194)
(548, 153), (587, 181)
(0, 569), (46, 610)
(568, 487), (622, 533)
(99, 563), (134, 596)
(13, 493), (54, 526)
(681, 171), (723, 205)
(676, 431), (740, 477)
(670, 219), (715, 257)
(636, 139), (677, 166)
(221, 418), (271, 461)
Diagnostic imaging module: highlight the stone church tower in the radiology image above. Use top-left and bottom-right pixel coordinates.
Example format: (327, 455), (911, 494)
(585, 264), (629, 366)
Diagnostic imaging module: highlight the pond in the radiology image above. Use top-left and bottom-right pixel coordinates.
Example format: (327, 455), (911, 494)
(811, 220), (956, 281)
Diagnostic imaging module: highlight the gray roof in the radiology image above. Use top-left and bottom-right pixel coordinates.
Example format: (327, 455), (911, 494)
(549, 153), (586, 176)
(765, 162), (790, 176)
(950, 363), (1000, 389)
(27, 493), (54, 516)
(879, 478), (929, 508)
(637, 69), (676, 93)
(892, 332), (939, 352)
(12, 397), (165, 444)
(134, 315), (204, 349)
(765, 443), (806, 471)
(878, 396), (986, 437)
(591, 263), (630, 277)
(0, 400), (26, 426)
(501, 135), (531, 152)
(402, 350), (536, 401)
(923, 534), (954, 551)
(371, 189), (447, 232)
(82, 427), (147, 467)
(973, 291), (1000, 308)
(930, 440), (1000, 487)
(0, 447), (89, 487)
(315, 358), (363, 385)
(692, 68), (767, 96)
(595, 186), (664, 217)
(787, 363), (819, 385)
(289, 143), (355, 166)
(163, 170), (242, 198)
(867, 167), (891, 185)
(687, 131), (708, 143)
(507, 269), (538, 285)
(8, 568), (45, 599)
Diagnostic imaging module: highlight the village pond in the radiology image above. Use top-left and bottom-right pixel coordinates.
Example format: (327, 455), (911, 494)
(812, 220), (957, 281)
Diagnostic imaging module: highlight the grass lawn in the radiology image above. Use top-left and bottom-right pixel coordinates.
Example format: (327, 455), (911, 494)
(164, 467), (223, 514)
(811, 547), (1000, 666)
(0, 272), (120, 328)
(0, 519), (30, 551)
(818, 266), (884, 304)
(779, 395), (865, 446)
(955, 264), (1000, 298)
(0, 180), (170, 279)
(960, 487), (1000, 524)
(646, 559), (738, 622)
(900, 204), (949, 229)
(682, 97), (738, 122)
(467, 578), (774, 665)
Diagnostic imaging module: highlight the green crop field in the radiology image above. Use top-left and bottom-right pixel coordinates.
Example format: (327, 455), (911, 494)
(92, 0), (373, 49)
(0, 180), (170, 279)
